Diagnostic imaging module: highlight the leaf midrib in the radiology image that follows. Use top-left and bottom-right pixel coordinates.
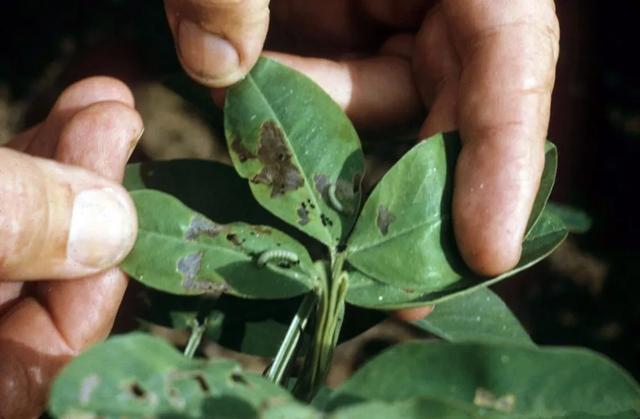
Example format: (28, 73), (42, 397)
(348, 214), (448, 255)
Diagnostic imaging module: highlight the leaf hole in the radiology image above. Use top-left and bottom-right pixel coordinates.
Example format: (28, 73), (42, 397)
(226, 233), (242, 246)
(194, 374), (210, 393)
(230, 372), (249, 386)
(129, 382), (147, 399)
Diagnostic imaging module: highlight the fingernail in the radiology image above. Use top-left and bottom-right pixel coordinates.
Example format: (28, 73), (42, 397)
(177, 20), (240, 83)
(68, 188), (136, 269)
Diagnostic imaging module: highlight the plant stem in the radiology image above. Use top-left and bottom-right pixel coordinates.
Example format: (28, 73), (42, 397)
(183, 318), (207, 358)
(294, 255), (348, 401)
(265, 292), (316, 385)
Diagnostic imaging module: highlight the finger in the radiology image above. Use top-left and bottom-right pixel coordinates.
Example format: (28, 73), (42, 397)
(0, 148), (137, 281)
(25, 76), (134, 158)
(0, 298), (73, 419)
(0, 282), (24, 316)
(55, 101), (143, 179)
(393, 305), (434, 322)
(0, 99), (142, 418)
(357, 0), (434, 29)
(264, 51), (423, 129)
(443, 0), (560, 275)
(37, 100), (142, 349)
(6, 124), (40, 151)
(413, 6), (461, 137)
(164, 0), (269, 87)
(36, 268), (128, 350)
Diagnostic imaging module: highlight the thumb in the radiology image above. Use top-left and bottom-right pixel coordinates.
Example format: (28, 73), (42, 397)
(164, 0), (270, 87)
(0, 148), (137, 281)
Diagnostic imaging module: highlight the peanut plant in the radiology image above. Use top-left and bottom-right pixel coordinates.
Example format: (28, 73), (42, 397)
(48, 58), (640, 418)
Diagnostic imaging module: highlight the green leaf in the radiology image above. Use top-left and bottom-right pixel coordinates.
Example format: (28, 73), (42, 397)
(414, 287), (534, 347)
(526, 141), (558, 231)
(224, 57), (365, 247)
(329, 398), (487, 419)
(125, 159), (291, 229)
(545, 202), (593, 233)
(121, 189), (316, 299)
(347, 134), (559, 291)
(48, 333), (298, 418)
(345, 208), (568, 309)
(346, 132), (463, 290)
(326, 341), (640, 418)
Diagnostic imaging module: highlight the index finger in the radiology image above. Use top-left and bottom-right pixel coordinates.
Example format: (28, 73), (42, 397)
(443, 0), (560, 275)
(164, 0), (270, 87)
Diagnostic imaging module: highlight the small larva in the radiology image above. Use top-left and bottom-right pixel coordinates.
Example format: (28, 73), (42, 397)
(327, 182), (346, 213)
(257, 249), (300, 268)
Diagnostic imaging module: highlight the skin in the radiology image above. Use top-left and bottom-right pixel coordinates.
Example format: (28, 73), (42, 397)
(165, 0), (559, 320)
(0, 77), (142, 418)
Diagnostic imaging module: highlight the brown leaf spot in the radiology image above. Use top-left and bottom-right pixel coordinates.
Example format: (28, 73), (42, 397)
(297, 203), (310, 225)
(226, 233), (242, 246)
(194, 374), (210, 393)
(377, 206), (396, 235)
(320, 214), (334, 227)
(177, 252), (203, 280)
(186, 217), (223, 240)
(231, 137), (255, 162)
(252, 226), (272, 235)
(251, 121), (304, 197)
(129, 382), (147, 399)
(230, 372), (250, 386)
(178, 252), (229, 296)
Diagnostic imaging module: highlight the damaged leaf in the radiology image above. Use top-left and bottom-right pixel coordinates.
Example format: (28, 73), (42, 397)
(48, 333), (301, 418)
(121, 189), (316, 299)
(347, 133), (465, 290)
(345, 208), (568, 309)
(224, 57), (364, 247)
(326, 341), (640, 418)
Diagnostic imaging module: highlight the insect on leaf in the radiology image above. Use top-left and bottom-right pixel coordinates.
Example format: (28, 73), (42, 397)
(224, 57), (365, 248)
(121, 189), (317, 299)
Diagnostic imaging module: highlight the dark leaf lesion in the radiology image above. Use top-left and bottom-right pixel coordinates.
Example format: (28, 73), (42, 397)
(177, 251), (229, 295)
(185, 217), (224, 240)
(251, 121), (304, 197)
(231, 136), (255, 163)
(377, 205), (396, 235)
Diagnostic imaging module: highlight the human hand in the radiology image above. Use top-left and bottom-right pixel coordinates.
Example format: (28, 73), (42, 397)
(163, 0), (559, 291)
(0, 77), (142, 418)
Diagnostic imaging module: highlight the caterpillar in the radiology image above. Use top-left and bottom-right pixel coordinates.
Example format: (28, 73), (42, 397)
(257, 249), (300, 268)
(327, 182), (347, 214)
